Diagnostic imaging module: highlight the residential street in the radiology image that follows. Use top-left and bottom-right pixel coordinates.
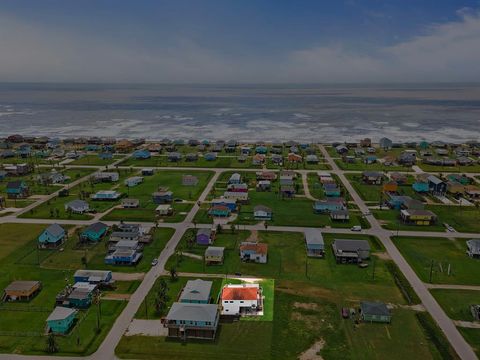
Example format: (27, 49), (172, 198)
(0, 148), (478, 360)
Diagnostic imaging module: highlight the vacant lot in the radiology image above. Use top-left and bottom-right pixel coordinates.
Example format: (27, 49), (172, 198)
(430, 289), (480, 321)
(393, 236), (480, 285)
(0, 223), (127, 356)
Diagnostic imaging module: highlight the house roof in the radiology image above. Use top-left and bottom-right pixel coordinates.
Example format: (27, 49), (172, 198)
(197, 228), (212, 237)
(4, 280), (40, 292)
(304, 228), (324, 245)
(401, 209), (436, 217)
(205, 246), (224, 257)
(45, 223), (65, 237)
(239, 242), (268, 255)
(427, 175), (444, 185)
(333, 239), (370, 252)
(66, 199), (89, 210)
(467, 239), (480, 254)
(74, 269), (111, 281)
(254, 205), (272, 214)
(6, 180), (25, 188)
(362, 171), (382, 178)
(47, 306), (77, 322)
(179, 279), (213, 302)
(360, 301), (390, 317)
(84, 222), (108, 234)
(166, 303), (218, 323)
(221, 285), (259, 301)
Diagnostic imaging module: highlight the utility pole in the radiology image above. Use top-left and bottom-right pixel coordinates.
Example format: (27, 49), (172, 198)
(429, 259), (434, 283)
(144, 297), (148, 319)
(371, 258), (376, 281)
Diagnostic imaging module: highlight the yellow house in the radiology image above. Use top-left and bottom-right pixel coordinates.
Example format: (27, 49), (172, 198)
(400, 209), (437, 226)
(205, 246), (224, 265)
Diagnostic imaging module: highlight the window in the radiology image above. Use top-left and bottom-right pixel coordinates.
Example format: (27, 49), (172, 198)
(240, 301), (244, 303)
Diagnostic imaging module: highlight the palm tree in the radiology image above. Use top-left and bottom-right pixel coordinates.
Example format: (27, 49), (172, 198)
(45, 333), (58, 353)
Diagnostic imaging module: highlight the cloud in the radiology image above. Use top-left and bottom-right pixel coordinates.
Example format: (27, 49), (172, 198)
(0, 8), (480, 83)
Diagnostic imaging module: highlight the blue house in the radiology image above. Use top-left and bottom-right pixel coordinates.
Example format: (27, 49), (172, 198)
(211, 198), (237, 212)
(152, 191), (173, 204)
(323, 184), (341, 197)
(165, 302), (219, 340)
(412, 182), (429, 193)
(304, 228), (324, 257)
(91, 190), (122, 200)
(104, 240), (143, 266)
(73, 270), (113, 285)
(46, 307), (77, 334)
(99, 152), (113, 160)
(204, 152), (217, 161)
(81, 222), (108, 242)
(387, 195), (408, 209)
(313, 200), (345, 213)
(16, 145), (31, 158)
(179, 279), (212, 304)
(6, 181), (29, 199)
(133, 149), (151, 159)
(255, 146), (268, 154)
(85, 144), (100, 151)
(38, 224), (66, 248)
(427, 175), (447, 195)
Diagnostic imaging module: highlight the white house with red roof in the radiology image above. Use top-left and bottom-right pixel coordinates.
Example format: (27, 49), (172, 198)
(220, 283), (262, 316)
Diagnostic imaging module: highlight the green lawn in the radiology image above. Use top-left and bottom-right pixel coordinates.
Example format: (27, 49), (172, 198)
(42, 227), (175, 273)
(69, 154), (124, 166)
(419, 163), (480, 173)
(98, 169), (212, 222)
(19, 169), (134, 220)
(101, 203), (192, 223)
(0, 223), (127, 356)
(392, 236), (480, 285)
(117, 280), (439, 360)
(430, 289), (480, 321)
(121, 155), (262, 169)
(372, 209), (445, 232)
(424, 205), (480, 233)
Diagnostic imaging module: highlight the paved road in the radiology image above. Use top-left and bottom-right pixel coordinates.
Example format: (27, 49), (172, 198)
(320, 145), (477, 360)
(0, 151), (478, 359)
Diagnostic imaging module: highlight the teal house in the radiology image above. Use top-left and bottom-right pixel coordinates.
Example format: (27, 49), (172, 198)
(412, 182), (429, 193)
(46, 306), (77, 334)
(81, 222), (108, 242)
(360, 301), (391, 323)
(38, 224), (66, 248)
(6, 180), (29, 199)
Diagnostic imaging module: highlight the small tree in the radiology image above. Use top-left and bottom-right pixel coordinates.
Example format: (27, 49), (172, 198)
(169, 266), (177, 281)
(230, 223), (236, 234)
(45, 333), (58, 353)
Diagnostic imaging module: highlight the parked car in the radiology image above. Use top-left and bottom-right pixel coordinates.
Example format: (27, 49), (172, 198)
(351, 225), (362, 232)
(341, 307), (349, 319)
(151, 259), (158, 266)
(444, 223), (456, 232)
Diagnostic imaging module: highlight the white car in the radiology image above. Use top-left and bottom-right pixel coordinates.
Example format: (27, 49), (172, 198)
(351, 225), (362, 232)
(151, 259), (158, 266)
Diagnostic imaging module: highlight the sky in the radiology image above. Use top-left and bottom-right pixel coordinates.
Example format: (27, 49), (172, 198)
(0, 0), (480, 83)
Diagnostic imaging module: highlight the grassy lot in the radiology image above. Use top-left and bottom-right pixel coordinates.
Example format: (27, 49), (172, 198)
(336, 160), (412, 172)
(121, 155), (262, 169)
(98, 169), (212, 222)
(235, 192), (367, 228)
(372, 209), (445, 232)
(419, 163), (480, 173)
(19, 169), (134, 220)
(116, 214), (443, 360)
(61, 168), (97, 183)
(0, 170), (61, 196)
(42, 227), (175, 273)
(424, 205), (480, 233)
(458, 328), (480, 357)
(166, 230), (404, 302)
(0, 223), (127, 356)
(307, 172), (326, 199)
(69, 154), (124, 166)
(430, 289), (480, 321)
(101, 202), (192, 223)
(392, 236), (480, 285)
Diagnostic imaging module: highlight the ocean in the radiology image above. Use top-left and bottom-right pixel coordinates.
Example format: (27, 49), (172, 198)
(0, 83), (479, 142)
